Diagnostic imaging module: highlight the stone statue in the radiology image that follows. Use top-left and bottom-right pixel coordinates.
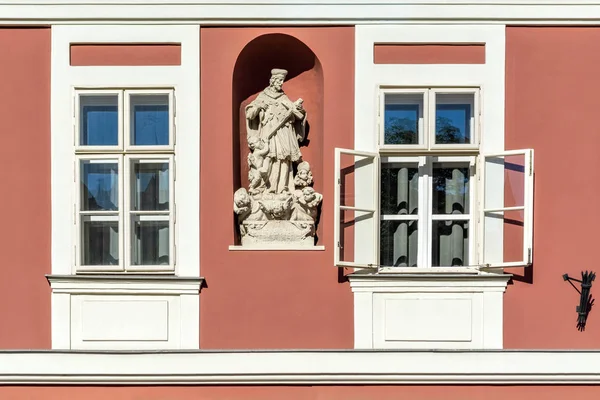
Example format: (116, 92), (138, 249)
(234, 68), (322, 247)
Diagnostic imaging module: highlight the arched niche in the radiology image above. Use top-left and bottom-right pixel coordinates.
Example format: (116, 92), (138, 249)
(232, 33), (324, 244)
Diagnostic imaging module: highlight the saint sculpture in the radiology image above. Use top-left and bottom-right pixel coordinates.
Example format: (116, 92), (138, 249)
(234, 68), (322, 247)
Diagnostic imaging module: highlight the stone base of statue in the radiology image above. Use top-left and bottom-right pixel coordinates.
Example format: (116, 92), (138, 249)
(241, 220), (315, 247)
(233, 187), (322, 248)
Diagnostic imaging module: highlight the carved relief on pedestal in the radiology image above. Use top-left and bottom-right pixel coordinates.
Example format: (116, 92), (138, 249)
(233, 68), (323, 247)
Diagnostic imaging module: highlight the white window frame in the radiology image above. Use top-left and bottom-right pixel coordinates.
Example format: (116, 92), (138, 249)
(50, 25), (200, 350)
(378, 87), (480, 154)
(335, 88), (534, 270)
(74, 88), (176, 274)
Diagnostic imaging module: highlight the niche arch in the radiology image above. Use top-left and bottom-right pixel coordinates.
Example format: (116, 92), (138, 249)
(232, 33), (324, 244)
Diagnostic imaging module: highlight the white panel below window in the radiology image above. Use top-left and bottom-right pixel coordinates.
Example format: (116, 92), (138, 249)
(350, 271), (509, 349)
(47, 275), (202, 350)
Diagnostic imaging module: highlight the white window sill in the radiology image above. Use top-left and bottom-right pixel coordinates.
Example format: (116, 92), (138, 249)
(47, 274), (203, 350)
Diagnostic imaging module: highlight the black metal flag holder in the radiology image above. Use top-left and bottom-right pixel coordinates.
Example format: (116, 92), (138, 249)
(563, 271), (595, 331)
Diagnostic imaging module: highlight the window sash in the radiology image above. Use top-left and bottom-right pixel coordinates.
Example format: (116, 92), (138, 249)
(74, 89), (123, 152)
(124, 89), (175, 151)
(334, 148), (379, 269)
(75, 154), (175, 273)
(379, 155), (475, 268)
(478, 149), (534, 269)
(378, 87), (480, 153)
(74, 88), (175, 153)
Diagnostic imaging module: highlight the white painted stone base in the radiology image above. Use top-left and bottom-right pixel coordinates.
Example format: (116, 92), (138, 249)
(349, 270), (510, 349)
(47, 275), (203, 350)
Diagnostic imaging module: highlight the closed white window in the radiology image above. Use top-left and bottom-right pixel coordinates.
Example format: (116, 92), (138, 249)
(74, 89), (176, 273)
(335, 87), (534, 270)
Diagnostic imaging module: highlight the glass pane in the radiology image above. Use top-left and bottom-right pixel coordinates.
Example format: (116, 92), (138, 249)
(432, 220), (469, 267)
(132, 161), (170, 211)
(80, 95), (119, 146)
(484, 210), (524, 265)
(81, 161), (119, 211)
(435, 93), (474, 144)
(383, 93), (423, 145)
(381, 162), (418, 215)
(432, 162), (470, 215)
(484, 154), (526, 210)
(338, 152), (377, 210)
(380, 220), (418, 267)
(82, 220), (119, 265)
(132, 220), (170, 265)
(130, 94), (169, 146)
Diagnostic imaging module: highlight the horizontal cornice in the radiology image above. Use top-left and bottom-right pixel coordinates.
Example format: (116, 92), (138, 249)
(3, 2), (600, 24)
(1, 350), (600, 385)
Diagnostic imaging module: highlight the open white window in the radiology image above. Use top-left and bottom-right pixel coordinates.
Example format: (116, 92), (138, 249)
(74, 88), (176, 273)
(334, 146), (534, 270)
(479, 149), (534, 268)
(334, 148), (379, 268)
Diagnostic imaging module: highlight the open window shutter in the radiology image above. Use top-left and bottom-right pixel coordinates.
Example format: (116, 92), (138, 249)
(479, 149), (534, 268)
(334, 148), (379, 268)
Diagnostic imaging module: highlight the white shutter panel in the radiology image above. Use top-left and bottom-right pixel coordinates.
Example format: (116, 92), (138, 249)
(479, 149), (534, 268)
(334, 148), (379, 268)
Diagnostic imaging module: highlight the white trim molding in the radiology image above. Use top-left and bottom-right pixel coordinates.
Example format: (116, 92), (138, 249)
(4, 1), (600, 24)
(1, 350), (600, 385)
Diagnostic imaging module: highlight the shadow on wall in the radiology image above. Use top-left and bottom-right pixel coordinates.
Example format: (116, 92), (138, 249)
(231, 33), (324, 245)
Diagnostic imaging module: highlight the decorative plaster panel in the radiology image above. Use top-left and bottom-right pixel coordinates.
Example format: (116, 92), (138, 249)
(350, 271), (509, 349)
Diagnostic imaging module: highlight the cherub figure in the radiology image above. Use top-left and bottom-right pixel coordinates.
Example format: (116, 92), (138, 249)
(294, 161), (313, 190)
(247, 136), (270, 194)
(292, 187), (323, 222)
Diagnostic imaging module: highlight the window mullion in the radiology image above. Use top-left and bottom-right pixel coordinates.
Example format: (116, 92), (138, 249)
(121, 154), (128, 272)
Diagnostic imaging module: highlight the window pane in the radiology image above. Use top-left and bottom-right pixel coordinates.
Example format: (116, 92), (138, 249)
(380, 220), (418, 267)
(435, 93), (473, 144)
(484, 154), (526, 210)
(132, 161), (170, 211)
(432, 220), (469, 266)
(80, 95), (119, 146)
(432, 162), (470, 214)
(384, 93), (423, 145)
(381, 163), (418, 215)
(130, 94), (169, 146)
(82, 220), (119, 265)
(132, 220), (170, 265)
(81, 161), (119, 211)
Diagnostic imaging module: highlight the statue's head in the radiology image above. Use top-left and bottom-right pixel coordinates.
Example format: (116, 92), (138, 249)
(269, 68), (288, 92)
(302, 187), (316, 202)
(233, 188), (251, 210)
(247, 135), (263, 150)
(296, 161), (313, 184)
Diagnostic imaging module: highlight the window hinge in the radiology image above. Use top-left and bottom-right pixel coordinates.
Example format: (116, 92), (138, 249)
(527, 248), (532, 264)
(173, 121), (176, 145)
(173, 159), (177, 181)
(529, 152), (533, 176)
(337, 241), (341, 248)
(174, 244), (177, 266)
(337, 177), (341, 185)
(173, 92), (176, 117)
